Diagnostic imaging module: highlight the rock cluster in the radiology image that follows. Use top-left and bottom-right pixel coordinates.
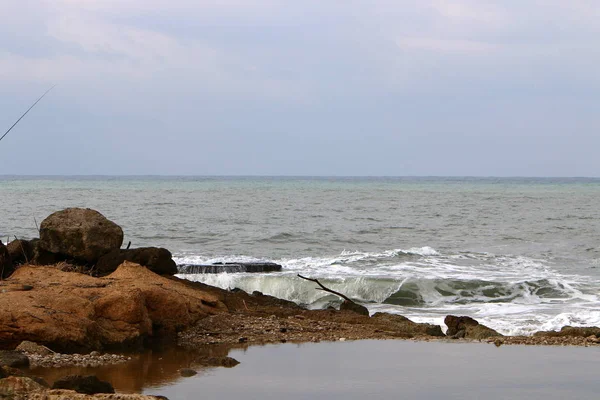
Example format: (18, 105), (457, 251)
(2, 208), (179, 277)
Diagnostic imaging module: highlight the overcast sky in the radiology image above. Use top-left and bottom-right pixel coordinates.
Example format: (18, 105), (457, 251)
(0, 0), (599, 176)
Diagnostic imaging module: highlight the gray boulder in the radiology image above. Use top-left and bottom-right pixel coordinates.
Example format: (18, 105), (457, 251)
(39, 208), (123, 264)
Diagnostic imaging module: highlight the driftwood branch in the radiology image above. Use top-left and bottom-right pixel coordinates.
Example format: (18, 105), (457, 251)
(297, 274), (355, 303)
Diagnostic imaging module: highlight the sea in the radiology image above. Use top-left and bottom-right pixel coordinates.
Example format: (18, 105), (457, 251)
(2, 176), (600, 336)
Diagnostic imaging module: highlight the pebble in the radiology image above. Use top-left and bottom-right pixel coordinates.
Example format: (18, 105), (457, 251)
(25, 351), (130, 368)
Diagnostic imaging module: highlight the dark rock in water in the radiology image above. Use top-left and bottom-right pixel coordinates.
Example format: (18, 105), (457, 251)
(52, 374), (115, 394)
(96, 247), (178, 276)
(6, 239), (33, 267)
(534, 326), (600, 338)
(340, 300), (369, 316)
(39, 208), (123, 264)
(195, 356), (240, 368)
(179, 262), (282, 274)
(180, 368), (197, 377)
(0, 241), (15, 279)
(445, 315), (502, 339)
(0, 351), (29, 368)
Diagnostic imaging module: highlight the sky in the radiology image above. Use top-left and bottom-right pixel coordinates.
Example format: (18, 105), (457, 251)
(0, 0), (599, 176)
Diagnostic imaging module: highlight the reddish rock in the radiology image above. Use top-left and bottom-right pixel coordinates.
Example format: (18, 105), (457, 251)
(0, 262), (226, 352)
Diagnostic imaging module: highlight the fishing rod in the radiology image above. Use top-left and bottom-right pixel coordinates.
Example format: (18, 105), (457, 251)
(0, 85), (55, 144)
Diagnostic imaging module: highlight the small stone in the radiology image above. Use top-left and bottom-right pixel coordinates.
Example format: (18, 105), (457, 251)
(90, 351), (101, 357)
(180, 368), (197, 377)
(339, 338), (346, 342)
(238, 337), (248, 343)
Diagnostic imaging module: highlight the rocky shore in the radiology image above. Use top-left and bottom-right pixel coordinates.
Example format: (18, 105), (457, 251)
(2, 207), (600, 398)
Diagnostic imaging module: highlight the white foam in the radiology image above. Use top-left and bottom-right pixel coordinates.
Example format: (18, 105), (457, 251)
(175, 247), (600, 336)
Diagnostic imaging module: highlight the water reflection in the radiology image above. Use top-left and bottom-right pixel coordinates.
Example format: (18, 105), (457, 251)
(30, 344), (246, 393)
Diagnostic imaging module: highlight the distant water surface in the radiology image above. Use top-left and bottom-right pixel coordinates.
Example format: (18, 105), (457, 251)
(2, 176), (600, 334)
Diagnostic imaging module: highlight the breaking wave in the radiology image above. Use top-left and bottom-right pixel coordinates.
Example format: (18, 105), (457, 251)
(174, 247), (600, 336)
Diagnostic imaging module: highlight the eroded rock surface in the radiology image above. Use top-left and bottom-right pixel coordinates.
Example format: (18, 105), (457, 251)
(0, 262), (226, 352)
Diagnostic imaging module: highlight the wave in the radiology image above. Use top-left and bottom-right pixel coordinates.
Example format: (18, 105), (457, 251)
(173, 247), (600, 335)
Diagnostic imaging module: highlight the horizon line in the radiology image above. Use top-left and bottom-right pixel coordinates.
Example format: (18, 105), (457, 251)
(1, 174), (600, 179)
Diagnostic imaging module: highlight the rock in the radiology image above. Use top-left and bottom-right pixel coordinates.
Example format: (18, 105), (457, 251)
(179, 262), (282, 274)
(7, 239), (34, 266)
(196, 357), (240, 368)
(30, 238), (62, 265)
(0, 262), (226, 352)
(340, 300), (369, 316)
(39, 208), (123, 264)
(179, 368), (197, 377)
(0, 241), (15, 279)
(16, 341), (55, 356)
(444, 315), (502, 339)
(0, 376), (46, 398)
(52, 375), (114, 394)
(533, 326), (600, 338)
(371, 313), (445, 337)
(0, 351), (29, 368)
(96, 247), (177, 276)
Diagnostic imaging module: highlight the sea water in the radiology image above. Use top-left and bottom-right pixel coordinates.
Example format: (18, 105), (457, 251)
(2, 176), (600, 335)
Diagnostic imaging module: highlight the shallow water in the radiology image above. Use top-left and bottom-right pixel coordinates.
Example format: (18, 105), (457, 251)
(3, 176), (600, 334)
(142, 341), (600, 400)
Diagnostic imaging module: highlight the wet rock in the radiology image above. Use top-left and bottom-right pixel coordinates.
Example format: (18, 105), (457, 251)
(179, 368), (197, 377)
(0, 240), (14, 279)
(179, 262), (282, 274)
(39, 208), (123, 264)
(52, 375), (115, 395)
(0, 376), (46, 398)
(96, 247), (177, 276)
(0, 351), (29, 368)
(7, 239), (34, 267)
(16, 341), (55, 356)
(445, 315), (502, 339)
(196, 357), (240, 368)
(371, 313), (445, 337)
(340, 300), (369, 316)
(534, 326), (600, 338)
